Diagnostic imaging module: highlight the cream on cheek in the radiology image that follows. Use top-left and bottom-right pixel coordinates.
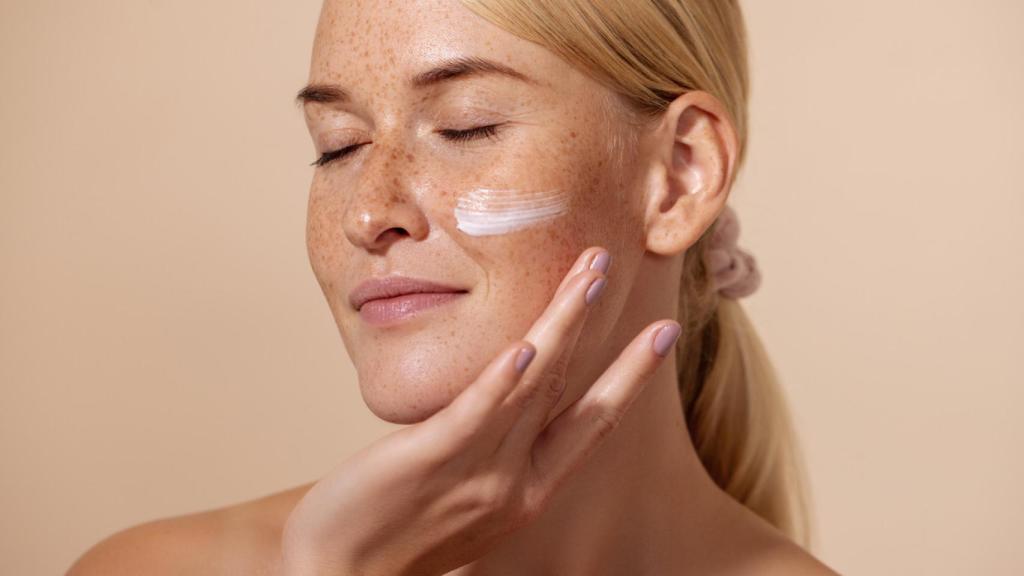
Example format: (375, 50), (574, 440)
(454, 187), (571, 237)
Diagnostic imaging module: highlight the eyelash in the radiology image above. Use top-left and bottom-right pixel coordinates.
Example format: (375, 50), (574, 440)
(311, 124), (504, 167)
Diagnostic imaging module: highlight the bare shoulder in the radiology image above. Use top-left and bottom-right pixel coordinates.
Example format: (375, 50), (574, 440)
(64, 509), (231, 576)
(65, 482), (314, 576)
(749, 539), (841, 576)
(699, 493), (841, 576)
(730, 512), (841, 576)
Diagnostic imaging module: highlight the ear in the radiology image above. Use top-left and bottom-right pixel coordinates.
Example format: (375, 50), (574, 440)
(639, 91), (739, 256)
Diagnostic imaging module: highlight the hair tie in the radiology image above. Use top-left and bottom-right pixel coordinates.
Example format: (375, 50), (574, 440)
(705, 205), (762, 299)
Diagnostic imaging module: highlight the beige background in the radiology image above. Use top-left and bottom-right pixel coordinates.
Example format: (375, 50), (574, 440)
(1, 1), (1021, 574)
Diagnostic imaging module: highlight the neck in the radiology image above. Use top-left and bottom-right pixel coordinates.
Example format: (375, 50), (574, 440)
(447, 257), (745, 576)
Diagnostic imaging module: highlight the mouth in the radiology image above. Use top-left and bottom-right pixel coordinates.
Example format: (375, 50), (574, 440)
(349, 275), (470, 326)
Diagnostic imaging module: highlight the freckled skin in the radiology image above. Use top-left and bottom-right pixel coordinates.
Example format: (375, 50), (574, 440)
(304, 0), (646, 423)
(263, 1), (839, 574)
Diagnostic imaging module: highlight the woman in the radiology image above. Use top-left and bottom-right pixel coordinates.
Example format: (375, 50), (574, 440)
(69, 0), (838, 574)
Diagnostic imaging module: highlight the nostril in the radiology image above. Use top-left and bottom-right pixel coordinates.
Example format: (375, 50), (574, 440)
(377, 227), (410, 242)
(380, 226), (407, 237)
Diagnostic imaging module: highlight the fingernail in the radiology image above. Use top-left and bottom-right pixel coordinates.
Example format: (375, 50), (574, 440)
(515, 346), (536, 373)
(585, 277), (607, 305)
(652, 323), (682, 357)
(589, 250), (611, 274)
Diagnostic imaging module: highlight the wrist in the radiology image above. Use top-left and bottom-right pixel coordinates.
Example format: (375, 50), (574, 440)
(278, 537), (354, 576)
(279, 520), (425, 576)
(279, 541), (422, 576)
(278, 553), (348, 576)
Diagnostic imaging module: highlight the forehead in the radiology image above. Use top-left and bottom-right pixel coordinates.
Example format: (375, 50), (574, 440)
(309, 0), (573, 95)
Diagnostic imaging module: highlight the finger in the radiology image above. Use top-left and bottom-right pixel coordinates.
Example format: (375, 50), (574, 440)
(527, 320), (681, 498)
(554, 246), (612, 297)
(498, 264), (610, 455)
(433, 246), (604, 449)
(438, 339), (537, 445)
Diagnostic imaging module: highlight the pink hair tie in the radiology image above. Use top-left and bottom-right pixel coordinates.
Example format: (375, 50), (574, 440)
(705, 205), (762, 299)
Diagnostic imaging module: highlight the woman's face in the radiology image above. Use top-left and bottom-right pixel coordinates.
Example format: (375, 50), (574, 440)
(303, 0), (650, 423)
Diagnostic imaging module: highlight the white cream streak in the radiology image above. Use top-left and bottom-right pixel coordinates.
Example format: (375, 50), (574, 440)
(455, 187), (570, 237)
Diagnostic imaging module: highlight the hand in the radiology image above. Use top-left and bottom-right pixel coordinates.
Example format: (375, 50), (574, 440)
(279, 246), (682, 576)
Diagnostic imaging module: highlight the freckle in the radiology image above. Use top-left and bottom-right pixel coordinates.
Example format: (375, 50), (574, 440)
(406, 153), (414, 161)
(570, 131), (577, 139)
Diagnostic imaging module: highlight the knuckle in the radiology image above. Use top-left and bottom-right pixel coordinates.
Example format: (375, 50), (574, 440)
(508, 352), (573, 413)
(591, 403), (627, 438)
(549, 352), (572, 379)
(518, 487), (549, 524)
(511, 375), (562, 413)
(475, 473), (516, 514)
(511, 379), (542, 411)
(540, 354), (571, 392)
(537, 370), (567, 399)
(473, 473), (547, 529)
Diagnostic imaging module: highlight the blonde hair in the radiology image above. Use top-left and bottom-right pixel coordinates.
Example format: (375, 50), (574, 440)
(458, 0), (815, 549)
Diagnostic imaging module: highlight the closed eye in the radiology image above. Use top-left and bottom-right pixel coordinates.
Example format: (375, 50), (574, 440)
(437, 123), (502, 143)
(311, 124), (505, 167)
(311, 142), (366, 167)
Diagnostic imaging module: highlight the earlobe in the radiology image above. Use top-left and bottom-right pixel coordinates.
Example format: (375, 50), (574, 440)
(641, 91), (738, 257)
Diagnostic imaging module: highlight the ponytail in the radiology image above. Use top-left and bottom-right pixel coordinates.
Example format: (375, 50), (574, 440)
(676, 227), (814, 547)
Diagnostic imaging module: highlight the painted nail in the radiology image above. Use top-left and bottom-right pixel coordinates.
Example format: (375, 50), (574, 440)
(652, 323), (682, 357)
(589, 250), (611, 274)
(515, 346), (536, 373)
(585, 277), (607, 305)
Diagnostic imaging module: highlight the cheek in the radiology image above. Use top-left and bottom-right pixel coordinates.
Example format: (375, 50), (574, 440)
(443, 124), (634, 296)
(453, 187), (571, 237)
(305, 182), (345, 290)
(453, 199), (624, 346)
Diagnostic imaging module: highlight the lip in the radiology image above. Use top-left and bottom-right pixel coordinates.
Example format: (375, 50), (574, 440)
(349, 276), (470, 323)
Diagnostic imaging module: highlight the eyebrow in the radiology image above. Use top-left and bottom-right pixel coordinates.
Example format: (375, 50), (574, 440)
(294, 55), (539, 106)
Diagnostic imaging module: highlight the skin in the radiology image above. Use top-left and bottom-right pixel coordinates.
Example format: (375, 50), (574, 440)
(66, 0), (839, 574)
(302, 1), (642, 425)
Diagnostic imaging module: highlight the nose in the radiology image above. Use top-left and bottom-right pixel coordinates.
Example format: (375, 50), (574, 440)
(341, 146), (430, 254)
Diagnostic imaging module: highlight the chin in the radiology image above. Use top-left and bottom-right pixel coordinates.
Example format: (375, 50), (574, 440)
(354, 348), (481, 425)
(360, 385), (450, 424)
(342, 294), (527, 424)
